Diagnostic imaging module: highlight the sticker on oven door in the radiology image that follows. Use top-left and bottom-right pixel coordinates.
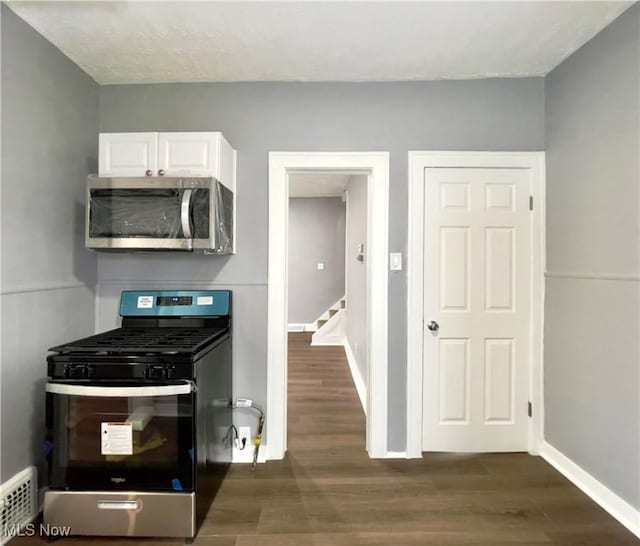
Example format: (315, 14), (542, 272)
(101, 422), (133, 455)
(197, 296), (213, 306)
(137, 296), (154, 309)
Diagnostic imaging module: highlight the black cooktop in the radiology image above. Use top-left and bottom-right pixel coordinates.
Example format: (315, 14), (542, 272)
(49, 327), (227, 356)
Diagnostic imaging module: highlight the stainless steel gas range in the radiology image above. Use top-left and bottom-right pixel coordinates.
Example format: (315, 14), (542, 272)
(44, 290), (232, 542)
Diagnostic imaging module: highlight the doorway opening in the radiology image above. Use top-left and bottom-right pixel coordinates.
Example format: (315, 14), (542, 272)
(267, 152), (390, 459)
(286, 173), (367, 453)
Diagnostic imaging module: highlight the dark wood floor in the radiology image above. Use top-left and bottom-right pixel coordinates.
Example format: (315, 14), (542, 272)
(14, 332), (639, 545)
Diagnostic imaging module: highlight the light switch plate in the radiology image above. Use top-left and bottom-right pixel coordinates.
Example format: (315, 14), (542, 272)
(317, 263), (325, 271)
(390, 252), (402, 271)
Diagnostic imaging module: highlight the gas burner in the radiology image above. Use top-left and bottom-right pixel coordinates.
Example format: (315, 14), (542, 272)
(49, 327), (226, 355)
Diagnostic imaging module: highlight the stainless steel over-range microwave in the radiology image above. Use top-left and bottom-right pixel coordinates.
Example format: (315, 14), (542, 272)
(85, 175), (233, 253)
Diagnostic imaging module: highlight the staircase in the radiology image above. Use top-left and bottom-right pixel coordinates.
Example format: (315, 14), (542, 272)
(317, 307), (339, 329)
(311, 297), (346, 346)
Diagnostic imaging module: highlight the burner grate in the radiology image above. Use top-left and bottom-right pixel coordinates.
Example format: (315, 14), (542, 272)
(50, 328), (225, 355)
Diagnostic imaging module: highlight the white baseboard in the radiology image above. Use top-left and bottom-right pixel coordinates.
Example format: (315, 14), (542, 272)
(343, 340), (366, 414)
(540, 441), (640, 538)
(384, 451), (408, 459)
(288, 323), (317, 332)
(232, 443), (268, 464)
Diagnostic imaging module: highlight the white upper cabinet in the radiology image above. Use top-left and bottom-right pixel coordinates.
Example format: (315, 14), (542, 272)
(99, 132), (236, 193)
(158, 132), (234, 183)
(99, 133), (158, 177)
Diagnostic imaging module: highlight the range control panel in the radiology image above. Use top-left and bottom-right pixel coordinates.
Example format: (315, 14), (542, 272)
(120, 290), (231, 318)
(50, 361), (193, 381)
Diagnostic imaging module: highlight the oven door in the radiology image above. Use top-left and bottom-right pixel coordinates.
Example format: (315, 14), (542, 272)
(46, 381), (196, 492)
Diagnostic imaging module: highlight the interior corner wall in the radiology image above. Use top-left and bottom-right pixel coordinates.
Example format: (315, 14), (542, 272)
(288, 197), (346, 325)
(544, 4), (640, 509)
(345, 176), (368, 384)
(0, 6), (99, 483)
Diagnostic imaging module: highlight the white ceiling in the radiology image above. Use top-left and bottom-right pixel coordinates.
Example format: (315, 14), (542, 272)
(6, 1), (633, 85)
(289, 173), (351, 198)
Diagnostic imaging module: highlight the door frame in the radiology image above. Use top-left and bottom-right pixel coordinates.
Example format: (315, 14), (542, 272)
(268, 151), (390, 459)
(406, 151), (546, 458)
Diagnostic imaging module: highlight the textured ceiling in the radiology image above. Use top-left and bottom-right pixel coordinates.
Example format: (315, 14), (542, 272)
(289, 173), (351, 198)
(5, 1), (634, 84)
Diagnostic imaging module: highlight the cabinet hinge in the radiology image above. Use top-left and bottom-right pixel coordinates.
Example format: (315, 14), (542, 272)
(529, 196), (534, 211)
(528, 401), (532, 418)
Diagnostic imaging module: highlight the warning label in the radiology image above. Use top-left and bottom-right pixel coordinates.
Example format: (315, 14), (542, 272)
(101, 422), (133, 455)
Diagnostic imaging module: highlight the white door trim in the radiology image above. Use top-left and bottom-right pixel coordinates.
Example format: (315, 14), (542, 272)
(406, 151), (545, 458)
(268, 151), (390, 459)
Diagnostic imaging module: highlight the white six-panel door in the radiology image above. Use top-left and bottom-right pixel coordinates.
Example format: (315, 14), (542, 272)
(422, 167), (531, 452)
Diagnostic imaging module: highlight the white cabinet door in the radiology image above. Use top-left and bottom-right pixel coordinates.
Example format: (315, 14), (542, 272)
(422, 167), (531, 452)
(157, 132), (221, 177)
(99, 133), (158, 177)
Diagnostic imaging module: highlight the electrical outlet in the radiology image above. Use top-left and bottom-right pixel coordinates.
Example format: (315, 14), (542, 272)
(238, 426), (251, 449)
(354, 342), (358, 355)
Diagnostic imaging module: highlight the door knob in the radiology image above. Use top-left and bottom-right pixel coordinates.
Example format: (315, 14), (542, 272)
(145, 169), (152, 176)
(158, 169), (165, 176)
(427, 321), (439, 332)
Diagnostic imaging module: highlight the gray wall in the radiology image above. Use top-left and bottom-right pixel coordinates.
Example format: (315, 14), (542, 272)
(345, 176), (368, 383)
(98, 78), (544, 450)
(1, 6), (98, 482)
(544, 4), (639, 508)
(288, 197), (345, 324)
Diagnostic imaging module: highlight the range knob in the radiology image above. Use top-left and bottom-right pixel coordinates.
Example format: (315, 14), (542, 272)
(65, 364), (88, 379)
(146, 365), (167, 380)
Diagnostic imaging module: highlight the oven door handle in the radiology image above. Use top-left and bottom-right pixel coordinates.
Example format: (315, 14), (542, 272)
(45, 382), (195, 397)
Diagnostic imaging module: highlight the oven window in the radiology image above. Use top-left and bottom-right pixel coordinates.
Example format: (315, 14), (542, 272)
(68, 396), (181, 463)
(47, 389), (195, 491)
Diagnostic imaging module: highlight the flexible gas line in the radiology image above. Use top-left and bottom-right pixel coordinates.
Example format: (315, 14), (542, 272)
(252, 410), (265, 469)
(231, 398), (265, 470)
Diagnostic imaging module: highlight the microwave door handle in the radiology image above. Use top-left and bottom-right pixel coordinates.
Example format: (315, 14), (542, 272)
(181, 189), (193, 239)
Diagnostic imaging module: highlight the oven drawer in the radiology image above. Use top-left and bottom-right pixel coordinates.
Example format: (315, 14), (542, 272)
(45, 381), (196, 492)
(44, 490), (195, 538)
